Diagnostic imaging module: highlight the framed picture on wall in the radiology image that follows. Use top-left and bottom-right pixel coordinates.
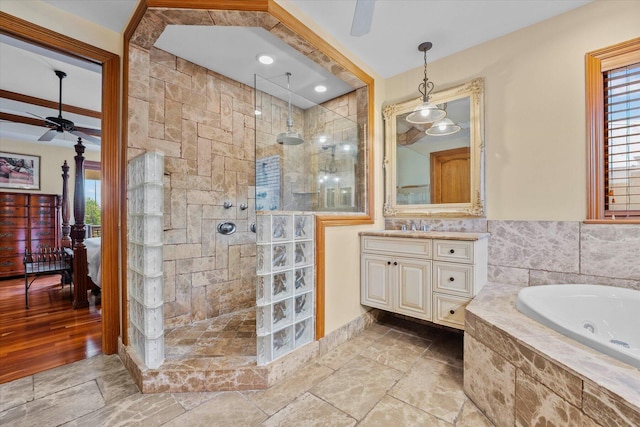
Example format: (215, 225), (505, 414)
(0, 152), (40, 190)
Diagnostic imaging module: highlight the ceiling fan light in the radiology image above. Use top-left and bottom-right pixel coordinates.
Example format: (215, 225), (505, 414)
(425, 118), (461, 136)
(406, 102), (446, 124)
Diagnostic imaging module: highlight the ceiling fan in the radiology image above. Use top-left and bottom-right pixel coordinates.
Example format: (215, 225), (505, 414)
(350, 0), (376, 37)
(29, 70), (101, 145)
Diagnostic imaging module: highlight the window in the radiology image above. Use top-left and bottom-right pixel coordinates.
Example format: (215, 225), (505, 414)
(84, 160), (101, 237)
(586, 38), (640, 221)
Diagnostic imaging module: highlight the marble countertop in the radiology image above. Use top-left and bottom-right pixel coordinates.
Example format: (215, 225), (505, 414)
(360, 230), (490, 241)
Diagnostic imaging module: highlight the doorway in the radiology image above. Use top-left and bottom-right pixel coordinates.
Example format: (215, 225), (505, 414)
(0, 13), (120, 365)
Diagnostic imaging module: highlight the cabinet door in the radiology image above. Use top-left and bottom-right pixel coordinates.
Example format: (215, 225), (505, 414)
(361, 254), (392, 310)
(395, 257), (432, 320)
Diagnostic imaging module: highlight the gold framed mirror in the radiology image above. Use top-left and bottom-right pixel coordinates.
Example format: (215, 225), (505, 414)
(383, 78), (485, 217)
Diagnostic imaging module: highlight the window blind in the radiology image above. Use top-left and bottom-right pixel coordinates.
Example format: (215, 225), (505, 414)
(604, 62), (640, 218)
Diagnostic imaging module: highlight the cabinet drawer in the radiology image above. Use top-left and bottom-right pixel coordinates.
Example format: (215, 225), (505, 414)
(433, 293), (470, 330)
(0, 241), (26, 255)
(0, 217), (27, 227)
(30, 239), (56, 251)
(362, 236), (431, 258)
(29, 206), (55, 217)
(30, 215), (56, 228)
(0, 256), (25, 274)
(31, 228), (56, 240)
(30, 195), (57, 206)
(0, 194), (27, 205)
(433, 262), (473, 296)
(0, 206), (27, 217)
(433, 240), (473, 263)
(0, 228), (27, 241)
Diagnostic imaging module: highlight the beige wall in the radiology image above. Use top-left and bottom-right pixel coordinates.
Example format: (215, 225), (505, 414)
(283, 0), (640, 333)
(386, 0), (640, 221)
(0, 0), (122, 55)
(0, 138), (100, 201)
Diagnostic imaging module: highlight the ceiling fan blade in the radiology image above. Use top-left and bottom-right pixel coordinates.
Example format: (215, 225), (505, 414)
(38, 129), (58, 141)
(350, 0), (376, 37)
(27, 111), (59, 128)
(73, 125), (101, 137)
(70, 129), (101, 145)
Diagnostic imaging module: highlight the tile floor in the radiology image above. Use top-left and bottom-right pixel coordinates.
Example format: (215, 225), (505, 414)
(0, 316), (493, 426)
(164, 308), (256, 359)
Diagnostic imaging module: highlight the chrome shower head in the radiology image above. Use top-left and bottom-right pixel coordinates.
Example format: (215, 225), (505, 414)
(276, 72), (303, 146)
(276, 130), (304, 145)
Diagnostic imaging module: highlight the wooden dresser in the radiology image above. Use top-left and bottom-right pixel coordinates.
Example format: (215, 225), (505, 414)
(0, 192), (61, 279)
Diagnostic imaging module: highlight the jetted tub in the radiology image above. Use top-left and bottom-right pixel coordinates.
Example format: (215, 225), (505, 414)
(516, 284), (640, 370)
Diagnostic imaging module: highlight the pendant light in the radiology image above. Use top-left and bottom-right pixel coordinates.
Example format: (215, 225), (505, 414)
(276, 72), (304, 145)
(426, 103), (461, 136)
(406, 42), (446, 124)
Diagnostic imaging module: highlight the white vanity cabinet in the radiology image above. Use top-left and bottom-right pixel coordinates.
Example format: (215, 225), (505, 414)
(360, 231), (488, 330)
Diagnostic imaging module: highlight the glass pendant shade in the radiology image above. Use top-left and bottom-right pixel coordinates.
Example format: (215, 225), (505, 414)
(406, 101), (447, 124)
(425, 118), (461, 136)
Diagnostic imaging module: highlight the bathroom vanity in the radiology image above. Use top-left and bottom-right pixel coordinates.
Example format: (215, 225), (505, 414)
(360, 231), (489, 330)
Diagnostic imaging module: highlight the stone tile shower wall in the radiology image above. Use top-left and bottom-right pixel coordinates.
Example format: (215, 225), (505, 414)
(385, 219), (640, 289)
(256, 213), (315, 364)
(127, 151), (164, 369)
(128, 45), (257, 328)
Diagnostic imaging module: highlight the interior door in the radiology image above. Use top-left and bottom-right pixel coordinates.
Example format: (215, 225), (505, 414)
(430, 147), (471, 203)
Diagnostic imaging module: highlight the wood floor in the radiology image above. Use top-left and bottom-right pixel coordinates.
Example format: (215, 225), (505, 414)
(0, 274), (101, 384)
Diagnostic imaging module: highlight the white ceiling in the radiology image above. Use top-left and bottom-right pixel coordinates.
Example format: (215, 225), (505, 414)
(288, 0), (592, 79)
(0, 0), (594, 148)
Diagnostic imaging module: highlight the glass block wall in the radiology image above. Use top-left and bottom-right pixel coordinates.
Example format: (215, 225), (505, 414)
(256, 213), (315, 365)
(127, 151), (164, 369)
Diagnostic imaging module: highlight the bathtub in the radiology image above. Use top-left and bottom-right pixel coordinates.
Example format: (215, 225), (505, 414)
(516, 284), (640, 370)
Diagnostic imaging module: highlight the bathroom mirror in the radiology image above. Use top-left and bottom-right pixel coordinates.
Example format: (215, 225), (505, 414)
(383, 78), (484, 217)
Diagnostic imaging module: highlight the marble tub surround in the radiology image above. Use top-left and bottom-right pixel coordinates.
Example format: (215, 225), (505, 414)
(385, 220), (640, 290)
(464, 281), (640, 427)
(2, 316), (491, 426)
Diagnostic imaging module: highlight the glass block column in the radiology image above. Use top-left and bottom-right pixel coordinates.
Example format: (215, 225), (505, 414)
(256, 213), (315, 365)
(127, 151), (164, 369)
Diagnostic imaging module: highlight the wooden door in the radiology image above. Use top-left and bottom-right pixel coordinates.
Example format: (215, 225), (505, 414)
(430, 147), (471, 203)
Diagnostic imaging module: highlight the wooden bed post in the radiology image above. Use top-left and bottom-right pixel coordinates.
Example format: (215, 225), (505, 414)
(61, 160), (71, 248)
(72, 138), (89, 309)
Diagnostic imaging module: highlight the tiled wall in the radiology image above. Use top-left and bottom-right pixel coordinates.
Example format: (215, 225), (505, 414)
(385, 218), (640, 290)
(128, 45), (257, 328)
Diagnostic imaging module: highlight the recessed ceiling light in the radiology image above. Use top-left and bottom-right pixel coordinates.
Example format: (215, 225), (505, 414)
(254, 109), (262, 116)
(257, 54), (274, 65)
(314, 85), (327, 93)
